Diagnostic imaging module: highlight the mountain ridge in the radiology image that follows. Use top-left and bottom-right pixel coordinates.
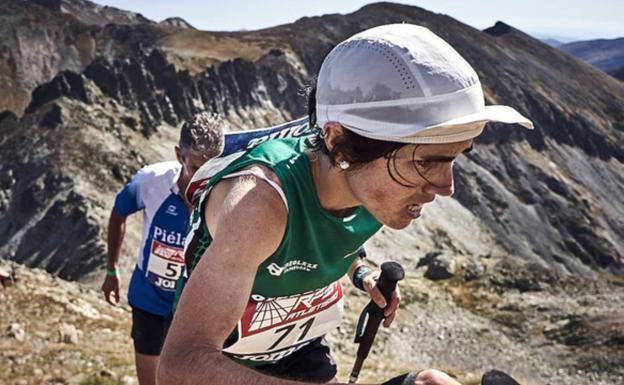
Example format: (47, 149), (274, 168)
(1, 0), (622, 281)
(559, 37), (624, 71)
(558, 37), (624, 81)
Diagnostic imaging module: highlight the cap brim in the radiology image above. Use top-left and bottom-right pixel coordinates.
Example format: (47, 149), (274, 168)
(391, 105), (534, 144)
(337, 105), (534, 144)
(433, 105), (534, 130)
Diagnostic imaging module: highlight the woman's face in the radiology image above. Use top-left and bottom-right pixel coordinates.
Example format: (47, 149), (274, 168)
(345, 140), (473, 229)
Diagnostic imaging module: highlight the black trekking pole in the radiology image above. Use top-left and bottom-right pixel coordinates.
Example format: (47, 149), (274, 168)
(349, 261), (405, 383)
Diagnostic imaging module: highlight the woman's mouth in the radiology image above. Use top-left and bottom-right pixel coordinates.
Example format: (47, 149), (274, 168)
(406, 204), (422, 219)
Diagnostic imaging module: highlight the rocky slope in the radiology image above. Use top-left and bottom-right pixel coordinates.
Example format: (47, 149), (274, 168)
(3, 252), (623, 385)
(0, 0), (159, 115)
(1, 259), (135, 385)
(0, 44), (308, 280)
(2, 1), (622, 281)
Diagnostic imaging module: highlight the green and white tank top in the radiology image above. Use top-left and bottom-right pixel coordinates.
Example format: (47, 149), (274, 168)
(177, 136), (382, 365)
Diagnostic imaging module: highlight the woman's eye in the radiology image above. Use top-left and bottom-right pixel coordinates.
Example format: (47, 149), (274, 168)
(415, 160), (431, 168)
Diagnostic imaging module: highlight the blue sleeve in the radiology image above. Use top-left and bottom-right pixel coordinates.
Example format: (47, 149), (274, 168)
(114, 178), (144, 217)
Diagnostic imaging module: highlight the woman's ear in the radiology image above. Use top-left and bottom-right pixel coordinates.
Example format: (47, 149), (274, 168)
(322, 123), (345, 153)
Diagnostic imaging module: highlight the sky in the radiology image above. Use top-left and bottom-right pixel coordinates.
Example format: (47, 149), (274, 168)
(97, 0), (624, 42)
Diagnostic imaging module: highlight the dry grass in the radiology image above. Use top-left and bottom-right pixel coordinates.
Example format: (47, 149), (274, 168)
(0, 262), (135, 385)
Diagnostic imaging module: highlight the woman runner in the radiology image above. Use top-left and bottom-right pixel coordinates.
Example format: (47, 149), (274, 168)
(158, 24), (533, 385)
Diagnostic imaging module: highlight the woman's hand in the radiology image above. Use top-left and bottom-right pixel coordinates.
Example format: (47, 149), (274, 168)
(362, 272), (401, 327)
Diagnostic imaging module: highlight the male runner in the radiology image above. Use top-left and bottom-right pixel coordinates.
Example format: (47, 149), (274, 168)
(101, 112), (225, 385)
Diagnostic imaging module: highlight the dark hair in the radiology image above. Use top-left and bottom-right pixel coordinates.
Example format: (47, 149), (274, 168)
(179, 112), (225, 158)
(306, 84), (404, 170)
(307, 83), (447, 188)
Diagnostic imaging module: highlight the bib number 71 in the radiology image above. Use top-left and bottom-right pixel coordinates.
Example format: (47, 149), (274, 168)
(268, 317), (316, 350)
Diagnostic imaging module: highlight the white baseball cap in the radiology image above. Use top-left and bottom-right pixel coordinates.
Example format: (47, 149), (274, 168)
(316, 24), (534, 144)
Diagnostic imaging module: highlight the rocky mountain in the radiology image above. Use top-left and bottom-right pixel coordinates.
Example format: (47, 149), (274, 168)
(0, 0), (160, 115)
(0, 0), (622, 305)
(159, 17), (195, 30)
(611, 66), (624, 81)
(558, 37), (624, 80)
(1, 2), (624, 385)
(30, 0), (151, 27)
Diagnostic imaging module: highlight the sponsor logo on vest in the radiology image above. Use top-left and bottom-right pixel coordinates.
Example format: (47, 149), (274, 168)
(153, 276), (177, 289)
(166, 204), (178, 216)
(240, 283), (342, 336)
(153, 225), (186, 247)
(267, 260), (318, 276)
(231, 342), (310, 362)
(246, 124), (309, 150)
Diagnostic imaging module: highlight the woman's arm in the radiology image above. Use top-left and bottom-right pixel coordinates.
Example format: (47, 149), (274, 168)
(158, 169), (364, 385)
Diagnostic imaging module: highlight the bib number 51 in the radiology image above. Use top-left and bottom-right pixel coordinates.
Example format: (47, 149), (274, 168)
(165, 262), (183, 278)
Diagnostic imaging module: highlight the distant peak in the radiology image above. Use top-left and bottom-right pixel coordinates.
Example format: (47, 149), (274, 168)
(159, 17), (195, 30)
(483, 21), (514, 37)
(358, 2), (428, 14)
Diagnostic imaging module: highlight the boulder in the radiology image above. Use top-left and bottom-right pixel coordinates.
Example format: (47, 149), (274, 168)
(461, 257), (486, 281)
(5, 323), (26, 341)
(58, 323), (81, 344)
(424, 253), (456, 281)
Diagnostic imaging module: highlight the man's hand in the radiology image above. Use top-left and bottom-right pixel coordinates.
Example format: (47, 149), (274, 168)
(101, 274), (121, 306)
(104, 209), (126, 306)
(362, 272), (401, 327)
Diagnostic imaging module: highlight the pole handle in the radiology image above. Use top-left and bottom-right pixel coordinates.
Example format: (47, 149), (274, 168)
(369, 261), (405, 318)
(350, 261), (405, 383)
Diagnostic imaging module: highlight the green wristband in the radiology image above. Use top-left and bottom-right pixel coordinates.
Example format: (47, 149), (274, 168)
(106, 269), (118, 277)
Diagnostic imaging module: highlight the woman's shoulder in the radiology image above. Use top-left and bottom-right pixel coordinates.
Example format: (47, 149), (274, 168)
(204, 163), (288, 262)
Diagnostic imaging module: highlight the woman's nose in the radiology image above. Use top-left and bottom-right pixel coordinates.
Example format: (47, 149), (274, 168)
(423, 181), (454, 197)
(423, 164), (455, 197)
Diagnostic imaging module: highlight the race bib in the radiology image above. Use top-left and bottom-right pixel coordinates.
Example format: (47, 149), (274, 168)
(224, 281), (343, 362)
(145, 239), (185, 291)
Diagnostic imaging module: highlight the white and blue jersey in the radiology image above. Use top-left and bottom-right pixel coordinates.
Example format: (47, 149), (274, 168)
(114, 118), (312, 316)
(114, 161), (188, 316)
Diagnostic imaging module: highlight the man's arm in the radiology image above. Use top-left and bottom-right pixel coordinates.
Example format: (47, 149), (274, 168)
(102, 170), (144, 305)
(158, 170), (373, 385)
(101, 209), (126, 305)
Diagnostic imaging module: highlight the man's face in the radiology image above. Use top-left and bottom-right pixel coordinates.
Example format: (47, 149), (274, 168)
(175, 146), (208, 184)
(346, 139), (473, 229)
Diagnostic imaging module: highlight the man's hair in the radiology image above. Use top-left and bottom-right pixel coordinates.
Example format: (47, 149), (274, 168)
(179, 112), (225, 158)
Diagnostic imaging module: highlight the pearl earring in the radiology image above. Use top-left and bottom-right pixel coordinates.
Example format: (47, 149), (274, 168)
(339, 160), (350, 170)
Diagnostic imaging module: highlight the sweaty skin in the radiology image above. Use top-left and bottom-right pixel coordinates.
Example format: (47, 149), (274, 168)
(159, 167), (297, 385)
(158, 126), (471, 385)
